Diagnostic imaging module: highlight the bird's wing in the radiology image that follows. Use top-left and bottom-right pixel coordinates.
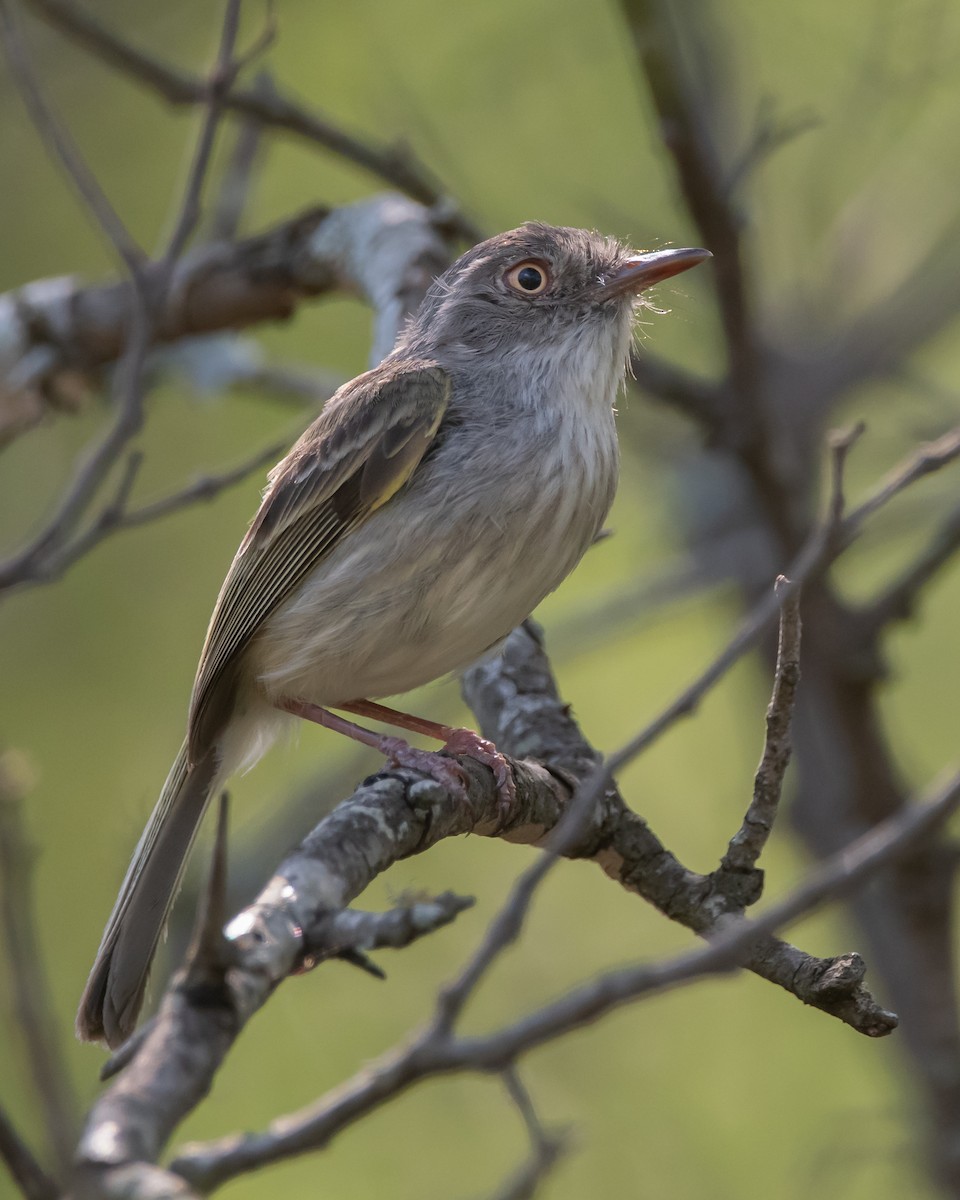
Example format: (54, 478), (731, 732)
(187, 362), (450, 760)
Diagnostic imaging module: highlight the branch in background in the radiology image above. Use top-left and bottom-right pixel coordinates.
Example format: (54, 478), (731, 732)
(622, 0), (755, 406)
(0, 1106), (59, 1200)
(864, 498), (960, 630)
(205, 70), (271, 243)
(0, 196), (450, 441)
(4, 436), (285, 593)
(0, 751), (79, 1187)
(155, 0), (244, 273)
(0, 0), (144, 277)
(0, 0), (246, 603)
(723, 95), (820, 197)
(25, 0), (482, 244)
(805, 219), (960, 409)
(623, 0), (808, 553)
(616, 4), (960, 1192)
(0, 193), (454, 592)
(487, 1069), (567, 1200)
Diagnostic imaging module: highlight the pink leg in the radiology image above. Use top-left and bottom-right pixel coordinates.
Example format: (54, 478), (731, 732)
(278, 696), (516, 815)
(340, 699), (517, 810)
(277, 697), (473, 803)
(340, 699), (460, 741)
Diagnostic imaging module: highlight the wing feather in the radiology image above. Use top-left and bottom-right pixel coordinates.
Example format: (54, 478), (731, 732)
(186, 361), (450, 760)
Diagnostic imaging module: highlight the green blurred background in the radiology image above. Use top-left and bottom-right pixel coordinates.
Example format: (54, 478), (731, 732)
(2, 1), (960, 1197)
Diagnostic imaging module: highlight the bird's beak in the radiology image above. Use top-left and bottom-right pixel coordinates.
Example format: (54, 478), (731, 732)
(599, 247), (712, 297)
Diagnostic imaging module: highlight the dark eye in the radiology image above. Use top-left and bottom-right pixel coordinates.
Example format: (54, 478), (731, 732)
(504, 260), (550, 295)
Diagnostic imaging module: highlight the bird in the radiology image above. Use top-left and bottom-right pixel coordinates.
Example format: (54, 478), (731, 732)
(76, 222), (710, 1047)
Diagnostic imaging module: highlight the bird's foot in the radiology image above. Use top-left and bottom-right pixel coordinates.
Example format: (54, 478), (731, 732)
(379, 737), (473, 808)
(437, 728), (517, 822)
(381, 730), (516, 825)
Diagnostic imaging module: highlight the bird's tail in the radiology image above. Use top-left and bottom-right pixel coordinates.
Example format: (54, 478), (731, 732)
(76, 740), (220, 1048)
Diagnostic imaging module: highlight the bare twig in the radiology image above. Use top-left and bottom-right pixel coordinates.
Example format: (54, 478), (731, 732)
(720, 574), (801, 878)
(841, 426), (960, 534)
(865, 499), (960, 629)
(485, 1069), (566, 1200)
(207, 72), (271, 242)
(26, 0), (482, 243)
(622, 0), (755, 414)
(0, 0), (144, 277)
(0, 0), (245, 600)
(600, 425), (860, 778)
(302, 892), (475, 965)
(5, 437), (286, 592)
(0, 752), (79, 1184)
(156, 0), (243, 270)
(724, 97), (820, 196)
(0, 1106), (58, 1200)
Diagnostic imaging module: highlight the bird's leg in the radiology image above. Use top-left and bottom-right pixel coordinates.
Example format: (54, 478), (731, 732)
(277, 697), (516, 816)
(340, 699), (517, 812)
(277, 697), (475, 807)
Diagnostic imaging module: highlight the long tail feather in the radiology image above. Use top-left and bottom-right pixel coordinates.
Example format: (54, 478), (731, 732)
(76, 740), (219, 1047)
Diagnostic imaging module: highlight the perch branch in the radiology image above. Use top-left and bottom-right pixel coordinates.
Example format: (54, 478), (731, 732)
(168, 762), (960, 1193)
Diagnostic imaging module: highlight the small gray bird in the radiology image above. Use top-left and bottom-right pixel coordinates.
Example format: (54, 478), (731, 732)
(77, 223), (709, 1047)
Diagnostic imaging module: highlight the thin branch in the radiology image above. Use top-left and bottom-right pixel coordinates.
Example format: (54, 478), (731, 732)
(724, 96), (820, 197)
(206, 72), (271, 242)
(441, 764), (960, 1069)
(719, 574), (801, 879)
(0, 0), (145, 278)
(0, 0), (245, 598)
(119, 440), (285, 529)
(0, 304), (153, 589)
(303, 893), (475, 965)
(864, 498), (960, 630)
(841, 425), (960, 537)
(485, 1069), (566, 1200)
(0, 752), (79, 1184)
(26, 0), (482, 244)
(0, 1106), (59, 1200)
(600, 425), (860, 778)
(6, 437), (286, 592)
(156, 0), (243, 270)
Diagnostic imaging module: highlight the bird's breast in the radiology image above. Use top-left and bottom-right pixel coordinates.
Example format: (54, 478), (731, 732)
(251, 391), (619, 707)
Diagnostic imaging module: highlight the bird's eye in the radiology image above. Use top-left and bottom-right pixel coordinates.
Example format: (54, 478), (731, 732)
(503, 260), (550, 295)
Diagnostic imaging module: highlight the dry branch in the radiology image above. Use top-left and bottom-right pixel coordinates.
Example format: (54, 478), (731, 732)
(0, 195), (451, 446)
(721, 574), (801, 877)
(0, 192), (454, 596)
(163, 761), (960, 1195)
(26, 0), (481, 243)
(0, 753), (79, 1191)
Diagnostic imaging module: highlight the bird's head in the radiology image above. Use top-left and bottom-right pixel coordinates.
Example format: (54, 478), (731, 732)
(402, 222), (711, 366)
